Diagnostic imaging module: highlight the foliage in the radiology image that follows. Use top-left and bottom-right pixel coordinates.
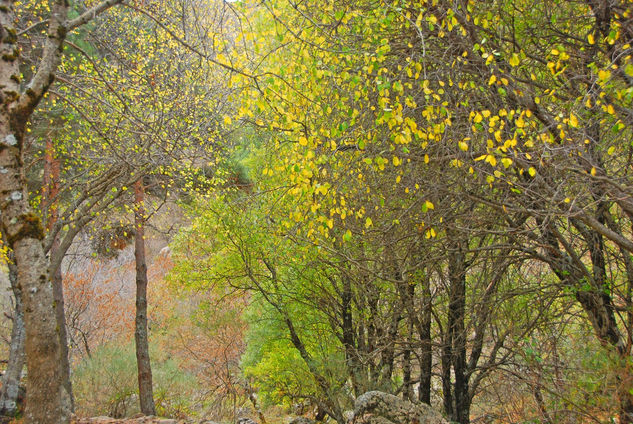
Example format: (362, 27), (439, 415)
(72, 340), (199, 419)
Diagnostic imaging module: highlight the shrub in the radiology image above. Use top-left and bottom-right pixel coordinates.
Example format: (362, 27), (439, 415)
(72, 339), (199, 418)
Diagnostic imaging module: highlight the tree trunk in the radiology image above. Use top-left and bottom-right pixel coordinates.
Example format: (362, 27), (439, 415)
(418, 279), (432, 405)
(0, 262), (25, 417)
(0, 2), (71, 421)
(134, 180), (156, 416)
(402, 320), (414, 402)
(44, 137), (74, 413)
(341, 274), (364, 396)
(447, 243), (470, 424)
(440, 328), (453, 419)
(0, 0), (122, 421)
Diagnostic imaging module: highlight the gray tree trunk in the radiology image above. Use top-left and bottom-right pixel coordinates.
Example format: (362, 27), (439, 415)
(44, 138), (74, 413)
(0, 262), (25, 416)
(0, 2), (122, 421)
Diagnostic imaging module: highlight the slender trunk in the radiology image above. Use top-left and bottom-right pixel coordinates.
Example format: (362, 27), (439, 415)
(401, 319), (413, 402)
(340, 274), (363, 396)
(397, 279), (417, 402)
(532, 380), (553, 424)
(44, 138), (74, 413)
(367, 288), (380, 385)
(618, 364), (633, 424)
(448, 242), (469, 424)
(419, 279), (432, 405)
(440, 328), (453, 418)
(134, 180), (156, 416)
(248, 390), (267, 424)
(284, 313), (345, 424)
(378, 305), (401, 390)
(0, 262), (25, 416)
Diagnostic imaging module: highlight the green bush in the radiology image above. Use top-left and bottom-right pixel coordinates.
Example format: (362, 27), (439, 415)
(72, 339), (199, 418)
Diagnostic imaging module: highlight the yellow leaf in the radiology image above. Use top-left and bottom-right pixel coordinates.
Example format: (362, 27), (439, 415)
(509, 53), (520, 67)
(515, 116), (525, 128)
(569, 113), (579, 128)
(458, 141), (469, 151)
(588, 33), (595, 45)
(528, 167), (536, 177)
(365, 218), (373, 228)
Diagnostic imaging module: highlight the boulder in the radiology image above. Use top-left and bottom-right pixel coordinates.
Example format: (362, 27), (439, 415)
(237, 418), (257, 424)
(289, 417), (316, 424)
(353, 391), (448, 424)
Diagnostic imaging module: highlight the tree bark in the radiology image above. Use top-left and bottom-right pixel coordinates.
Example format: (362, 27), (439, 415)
(447, 241), (469, 424)
(0, 1), (123, 421)
(440, 328), (453, 419)
(134, 179), (156, 416)
(340, 274), (364, 396)
(44, 137), (74, 413)
(0, 2), (69, 421)
(0, 261), (25, 417)
(418, 277), (432, 405)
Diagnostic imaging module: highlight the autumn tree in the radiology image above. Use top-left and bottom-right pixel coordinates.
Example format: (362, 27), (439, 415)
(216, 0), (633, 422)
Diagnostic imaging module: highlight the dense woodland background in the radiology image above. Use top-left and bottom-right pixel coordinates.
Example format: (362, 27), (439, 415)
(0, 0), (632, 423)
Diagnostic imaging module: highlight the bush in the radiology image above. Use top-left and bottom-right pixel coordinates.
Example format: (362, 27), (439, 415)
(72, 339), (199, 418)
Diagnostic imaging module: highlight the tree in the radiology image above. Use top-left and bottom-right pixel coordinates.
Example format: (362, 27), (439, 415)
(133, 179), (156, 415)
(225, 0), (633, 421)
(0, 258), (24, 416)
(0, 1), (127, 421)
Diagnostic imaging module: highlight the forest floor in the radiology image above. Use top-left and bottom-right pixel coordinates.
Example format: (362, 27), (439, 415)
(72, 416), (188, 423)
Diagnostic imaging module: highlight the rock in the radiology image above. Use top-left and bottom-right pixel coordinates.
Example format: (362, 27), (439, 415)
(289, 417), (316, 424)
(353, 391), (448, 424)
(343, 410), (354, 424)
(237, 418), (257, 424)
